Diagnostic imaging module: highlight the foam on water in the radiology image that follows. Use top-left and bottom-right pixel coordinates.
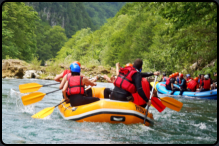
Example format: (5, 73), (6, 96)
(2, 79), (218, 144)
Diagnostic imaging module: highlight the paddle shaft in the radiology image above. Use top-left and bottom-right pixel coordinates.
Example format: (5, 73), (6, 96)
(43, 83), (60, 87)
(46, 89), (61, 95)
(144, 75), (157, 124)
(55, 100), (66, 108)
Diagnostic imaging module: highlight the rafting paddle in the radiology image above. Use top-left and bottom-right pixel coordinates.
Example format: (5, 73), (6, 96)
(144, 76), (158, 125)
(156, 96), (183, 112)
(31, 100), (66, 119)
(21, 89), (60, 106)
(31, 87), (91, 119)
(19, 77), (97, 94)
(19, 82), (60, 93)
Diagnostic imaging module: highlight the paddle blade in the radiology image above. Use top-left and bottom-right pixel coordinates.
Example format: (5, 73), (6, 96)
(160, 97), (183, 112)
(21, 92), (46, 106)
(31, 107), (55, 119)
(19, 83), (42, 93)
(151, 97), (166, 113)
(150, 82), (158, 91)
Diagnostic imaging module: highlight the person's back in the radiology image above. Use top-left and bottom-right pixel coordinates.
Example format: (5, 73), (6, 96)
(166, 75), (175, 90)
(62, 63), (99, 106)
(111, 59), (151, 107)
(112, 66), (137, 101)
(187, 77), (198, 92)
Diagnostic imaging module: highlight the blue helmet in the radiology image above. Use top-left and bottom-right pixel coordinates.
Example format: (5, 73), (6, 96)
(186, 74), (190, 78)
(69, 63), (80, 73)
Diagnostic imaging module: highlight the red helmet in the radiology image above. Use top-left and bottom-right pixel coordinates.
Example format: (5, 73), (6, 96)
(175, 72), (179, 76)
(125, 63), (133, 68)
(180, 74), (184, 78)
(73, 61), (81, 67)
(194, 77), (198, 81)
(169, 74), (173, 78)
(173, 73), (177, 78)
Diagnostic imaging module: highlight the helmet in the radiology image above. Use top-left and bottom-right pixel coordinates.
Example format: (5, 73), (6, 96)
(180, 74), (184, 78)
(204, 74), (209, 79)
(186, 74), (190, 78)
(169, 74), (172, 78)
(163, 73), (166, 76)
(73, 61), (81, 67)
(173, 73), (178, 77)
(194, 77), (198, 81)
(69, 63), (80, 73)
(125, 63), (133, 68)
(175, 72), (179, 76)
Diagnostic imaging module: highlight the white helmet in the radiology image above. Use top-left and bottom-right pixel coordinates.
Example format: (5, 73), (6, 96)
(204, 74), (209, 79)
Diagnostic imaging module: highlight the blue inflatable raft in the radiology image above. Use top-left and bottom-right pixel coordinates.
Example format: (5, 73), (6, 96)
(156, 82), (217, 100)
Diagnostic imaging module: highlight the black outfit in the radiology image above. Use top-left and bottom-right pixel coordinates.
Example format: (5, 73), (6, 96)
(110, 67), (149, 103)
(67, 94), (100, 107)
(171, 78), (187, 95)
(85, 88), (92, 97)
(166, 78), (176, 90)
(103, 88), (113, 99)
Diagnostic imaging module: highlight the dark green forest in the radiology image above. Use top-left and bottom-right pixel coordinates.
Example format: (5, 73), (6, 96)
(2, 2), (125, 64)
(2, 2), (217, 78)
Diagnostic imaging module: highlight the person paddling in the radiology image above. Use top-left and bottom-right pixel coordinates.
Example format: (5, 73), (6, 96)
(110, 58), (152, 107)
(61, 63), (100, 106)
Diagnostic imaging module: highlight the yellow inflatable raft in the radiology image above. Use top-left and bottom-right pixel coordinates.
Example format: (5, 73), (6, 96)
(58, 87), (154, 126)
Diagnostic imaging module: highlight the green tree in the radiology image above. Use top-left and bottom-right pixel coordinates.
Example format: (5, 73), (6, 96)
(2, 2), (39, 61)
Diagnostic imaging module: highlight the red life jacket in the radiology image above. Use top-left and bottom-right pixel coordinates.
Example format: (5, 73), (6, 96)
(66, 74), (85, 95)
(133, 78), (151, 106)
(203, 79), (211, 90)
(186, 78), (193, 86)
(187, 80), (197, 91)
(63, 69), (71, 78)
(166, 77), (171, 86)
(179, 78), (181, 84)
(113, 66), (137, 93)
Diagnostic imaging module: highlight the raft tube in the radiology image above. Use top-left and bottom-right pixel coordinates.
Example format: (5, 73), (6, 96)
(156, 82), (217, 100)
(58, 87), (154, 126)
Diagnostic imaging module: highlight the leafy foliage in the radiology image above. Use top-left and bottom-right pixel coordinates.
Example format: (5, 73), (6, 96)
(2, 2), (39, 61)
(56, 2), (217, 77)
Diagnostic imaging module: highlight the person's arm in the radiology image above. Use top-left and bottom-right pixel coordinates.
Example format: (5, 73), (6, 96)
(83, 77), (97, 87)
(59, 75), (67, 89)
(103, 75), (113, 83)
(141, 71), (160, 78)
(62, 81), (70, 103)
(54, 72), (64, 83)
(133, 73), (150, 104)
(116, 62), (120, 76)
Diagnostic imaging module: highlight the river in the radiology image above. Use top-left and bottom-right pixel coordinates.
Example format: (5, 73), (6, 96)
(2, 78), (217, 144)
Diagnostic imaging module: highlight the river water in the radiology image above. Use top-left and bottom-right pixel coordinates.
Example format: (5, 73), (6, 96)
(2, 78), (217, 144)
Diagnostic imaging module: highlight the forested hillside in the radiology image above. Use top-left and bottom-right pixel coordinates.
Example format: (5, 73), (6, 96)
(83, 2), (126, 29)
(55, 2), (217, 77)
(2, 2), (217, 79)
(2, 2), (68, 65)
(25, 2), (94, 38)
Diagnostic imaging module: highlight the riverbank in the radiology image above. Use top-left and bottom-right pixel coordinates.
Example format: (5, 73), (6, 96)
(4, 59), (155, 82)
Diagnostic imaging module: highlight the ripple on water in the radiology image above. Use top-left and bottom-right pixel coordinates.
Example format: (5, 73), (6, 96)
(2, 79), (217, 144)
